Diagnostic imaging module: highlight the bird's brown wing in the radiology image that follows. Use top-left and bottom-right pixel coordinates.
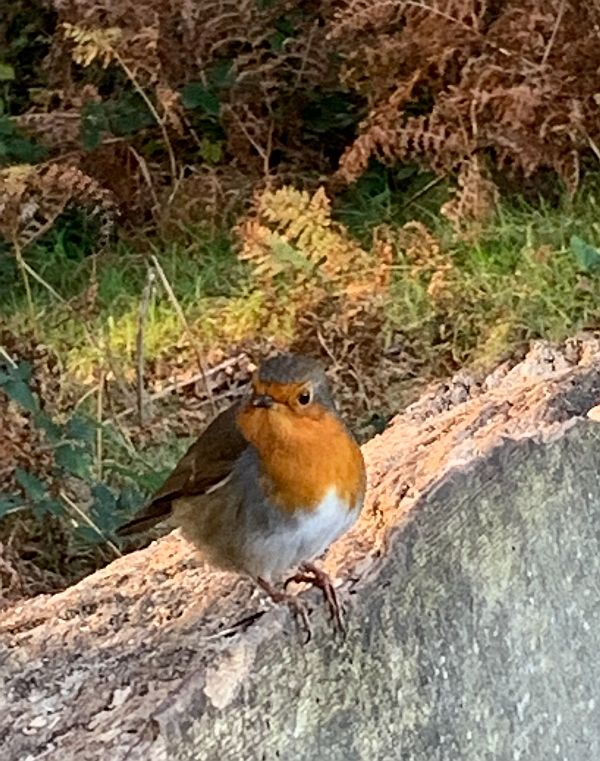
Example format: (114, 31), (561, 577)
(116, 401), (248, 536)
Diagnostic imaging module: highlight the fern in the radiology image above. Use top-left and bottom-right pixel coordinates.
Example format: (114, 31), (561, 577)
(236, 185), (392, 305)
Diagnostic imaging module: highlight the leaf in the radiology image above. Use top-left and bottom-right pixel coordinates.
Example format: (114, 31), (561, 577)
(0, 63), (15, 81)
(2, 378), (38, 412)
(0, 495), (24, 518)
(55, 443), (91, 479)
(80, 102), (108, 151)
(199, 138), (223, 164)
(570, 235), (600, 274)
(65, 415), (96, 449)
(90, 483), (117, 513)
(271, 239), (312, 271)
(0, 117), (46, 165)
(181, 82), (220, 115)
(207, 59), (235, 90)
(80, 95), (155, 150)
(35, 411), (63, 443)
(74, 525), (103, 544)
(33, 498), (64, 518)
(117, 485), (145, 513)
(15, 468), (47, 502)
(14, 361), (33, 382)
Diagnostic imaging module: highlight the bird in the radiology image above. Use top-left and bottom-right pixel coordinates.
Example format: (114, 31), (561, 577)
(117, 353), (366, 639)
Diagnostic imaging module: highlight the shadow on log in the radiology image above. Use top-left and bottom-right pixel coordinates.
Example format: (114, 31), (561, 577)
(2, 338), (600, 760)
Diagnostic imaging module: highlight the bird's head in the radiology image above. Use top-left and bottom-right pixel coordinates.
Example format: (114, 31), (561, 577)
(237, 353), (337, 448)
(249, 353), (334, 416)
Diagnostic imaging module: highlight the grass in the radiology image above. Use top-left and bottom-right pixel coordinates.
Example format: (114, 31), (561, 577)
(0, 218), (264, 378)
(2, 167), (600, 385)
(335, 167), (600, 371)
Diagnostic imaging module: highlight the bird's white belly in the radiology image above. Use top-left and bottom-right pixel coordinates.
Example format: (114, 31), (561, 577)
(243, 488), (361, 581)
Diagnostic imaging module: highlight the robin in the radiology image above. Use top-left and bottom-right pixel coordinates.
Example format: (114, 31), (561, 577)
(117, 353), (366, 638)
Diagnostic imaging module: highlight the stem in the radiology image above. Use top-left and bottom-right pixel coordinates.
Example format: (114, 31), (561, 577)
(151, 254), (217, 416)
(59, 489), (122, 558)
(112, 49), (178, 183)
(136, 270), (155, 425)
(12, 235), (36, 331)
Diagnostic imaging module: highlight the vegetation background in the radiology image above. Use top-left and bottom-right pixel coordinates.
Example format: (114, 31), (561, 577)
(2, 0), (600, 606)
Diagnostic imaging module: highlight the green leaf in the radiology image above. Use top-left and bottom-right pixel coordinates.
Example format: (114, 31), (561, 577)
(0, 495), (23, 518)
(65, 415), (96, 449)
(271, 239), (312, 271)
(2, 378), (38, 412)
(14, 361), (33, 382)
(34, 498), (64, 518)
(199, 138), (223, 165)
(181, 82), (220, 115)
(35, 411), (63, 443)
(207, 59), (235, 90)
(55, 443), (91, 479)
(80, 95), (155, 150)
(0, 117), (47, 165)
(75, 525), (103, 544)
(117, 485), (145, 513)
(395, 165), (419, 181)
(90, 483), (116, 513)
(0, 64), (15, 81)
(570, 235), (600, 274)
(80, 102), (108, 151)
(15, 468), (47, 502)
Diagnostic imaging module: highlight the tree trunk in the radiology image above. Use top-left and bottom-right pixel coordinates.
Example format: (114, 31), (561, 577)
(2, 338), (600, 761)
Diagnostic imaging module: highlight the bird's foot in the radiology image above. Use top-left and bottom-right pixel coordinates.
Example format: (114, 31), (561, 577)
(257, 576), (312, 643)
(284, 562), (346, 636)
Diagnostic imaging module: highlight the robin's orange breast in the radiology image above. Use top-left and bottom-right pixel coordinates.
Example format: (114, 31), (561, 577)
(237, 403), (366, 515)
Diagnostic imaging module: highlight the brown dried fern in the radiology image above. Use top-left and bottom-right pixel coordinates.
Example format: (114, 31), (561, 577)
(332, 0), (600, 209)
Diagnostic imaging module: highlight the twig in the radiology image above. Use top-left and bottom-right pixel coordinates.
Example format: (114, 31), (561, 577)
(116, 354), (245, 419)
(402, 176), (445, 210)
(128, 145), (160, 212)
(227, 108), (273, 178)
(59, 489), (122, 558)
(17, 254), (64, 301)
(0, 346), (18, 369)
(293, 21), (318, 91)
(0, 504), (28, 517)
(73, 382), (101, 411)
(136, 270), (155, 426)
(111, 49), (178, 183)
(587, 133), (600, 165)
(316, 326), (340, 367)
(541, 0), (566, 67)
(150, 254), (216, 416)
(12, 235), (36, 330)
(96, 370), (105, 481)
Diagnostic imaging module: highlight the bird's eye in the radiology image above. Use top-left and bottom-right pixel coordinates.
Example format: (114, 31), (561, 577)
(297, 390), (312, 406)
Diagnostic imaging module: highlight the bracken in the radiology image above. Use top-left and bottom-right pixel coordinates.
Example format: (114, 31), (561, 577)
(331, 0), (600, 212)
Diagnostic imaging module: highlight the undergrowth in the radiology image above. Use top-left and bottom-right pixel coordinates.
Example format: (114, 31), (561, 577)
(3, 0), (600, 605)
(2, 172), (600, 600)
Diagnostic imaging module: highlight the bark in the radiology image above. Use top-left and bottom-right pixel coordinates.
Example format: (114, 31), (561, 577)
(2, 338), (600, 761)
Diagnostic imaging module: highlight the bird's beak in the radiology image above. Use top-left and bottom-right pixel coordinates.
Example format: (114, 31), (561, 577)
(252, 394), (274, 409)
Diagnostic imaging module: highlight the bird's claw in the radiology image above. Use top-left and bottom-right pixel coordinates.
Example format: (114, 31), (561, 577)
(257, 577), (312, 643)
(284, 562), (346, 637)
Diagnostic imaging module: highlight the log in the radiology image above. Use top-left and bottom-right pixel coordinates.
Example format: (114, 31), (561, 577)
(2, 338), (600, 761)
